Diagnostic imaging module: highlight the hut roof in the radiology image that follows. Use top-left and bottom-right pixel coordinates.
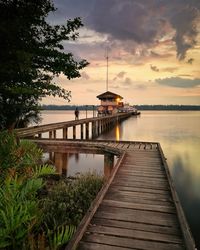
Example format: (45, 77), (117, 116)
(96, 91), (123, 100)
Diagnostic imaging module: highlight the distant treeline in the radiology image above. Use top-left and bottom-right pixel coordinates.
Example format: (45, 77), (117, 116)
(135, 105), (200, 110)
(42, 104), (200, 111)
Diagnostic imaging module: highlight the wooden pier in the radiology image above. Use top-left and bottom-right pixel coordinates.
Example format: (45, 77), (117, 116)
(29, 138), (195, 250)
(16, 112), (133, 139)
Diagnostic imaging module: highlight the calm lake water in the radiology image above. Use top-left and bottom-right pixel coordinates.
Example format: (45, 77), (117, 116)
(39, 110), (200, 248)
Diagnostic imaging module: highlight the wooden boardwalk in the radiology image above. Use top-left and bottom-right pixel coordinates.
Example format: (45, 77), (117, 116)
(61, 140), (194, 250)
(30, 139), (195, 249)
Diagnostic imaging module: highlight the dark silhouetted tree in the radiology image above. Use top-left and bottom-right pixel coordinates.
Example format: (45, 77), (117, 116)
(0, 0), (88, 129)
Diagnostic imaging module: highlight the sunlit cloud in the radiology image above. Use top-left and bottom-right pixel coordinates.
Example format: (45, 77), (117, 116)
(156, 77), (200, 88)
(123, 77), (132, 86)
(187, 58), (194, 64)
(134, 84), (147, 90)
(113, 71), (127, 81)
(161, 67), (179, 73)
(150, 65), (159, 72)
(81, 72), (90, 80)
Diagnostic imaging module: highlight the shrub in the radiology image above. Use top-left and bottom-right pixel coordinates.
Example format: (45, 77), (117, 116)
(0, 131), (43, 182)
(0, 176), (43, 249)
(41, 173), (104, 228)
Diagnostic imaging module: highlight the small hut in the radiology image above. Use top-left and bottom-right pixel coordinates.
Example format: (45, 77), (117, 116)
(96, 91), (123, 115)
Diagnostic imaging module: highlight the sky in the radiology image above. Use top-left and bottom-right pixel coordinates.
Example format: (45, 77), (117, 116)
(43, 0), (200, 106)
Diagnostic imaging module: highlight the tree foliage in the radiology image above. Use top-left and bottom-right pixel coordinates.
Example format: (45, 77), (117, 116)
(0, 0), (88, 129)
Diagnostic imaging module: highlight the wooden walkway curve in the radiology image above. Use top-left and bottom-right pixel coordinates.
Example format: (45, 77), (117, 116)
(63, 140), (194, 250)
(30, 139), (195, 250)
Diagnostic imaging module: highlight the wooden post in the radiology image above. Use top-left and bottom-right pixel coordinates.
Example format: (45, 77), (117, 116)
(81, 124), (84, 139)
(106, 119), (109, 131)
(63, 127), (66, 139)
(97, 121), (99, 135)
(63, 126), (68, 139)
(49, 131), (52, 139)
(85, 123), (89, 139)
(109, 119), (111, 130)
(101, 120), (103, 133)
(104, 153), (114, 179)
(66, 127), (68, 139)
(95, 121), (97, 136)
(53, 130), (56, 139)
(49, 152), (53, 162)
(73, 126), (76, 139)
(103, 119), (106, 132)
(92, 121), (96, 139)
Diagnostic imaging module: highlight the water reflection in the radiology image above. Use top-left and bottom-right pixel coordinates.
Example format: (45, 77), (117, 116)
(45, 151), (116, 179)
(54, 152), (68, 175)
(115, 124), (120, 141)
(172, 154), (200, 247)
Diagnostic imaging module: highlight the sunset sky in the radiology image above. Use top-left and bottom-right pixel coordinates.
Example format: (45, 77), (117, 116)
(43, 0), (200, 106)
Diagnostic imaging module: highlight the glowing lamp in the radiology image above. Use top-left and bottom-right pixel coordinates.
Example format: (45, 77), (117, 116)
(116, 97), (120, 103)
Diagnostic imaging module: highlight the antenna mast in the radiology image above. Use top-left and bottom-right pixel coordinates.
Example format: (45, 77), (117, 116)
(106, 47), (109, 91)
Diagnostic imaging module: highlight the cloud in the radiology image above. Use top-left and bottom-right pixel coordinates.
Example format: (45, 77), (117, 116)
(156, 77), (200, 88)
(110, 77), (134, 89)
(86, 88), (97, 93)
(161, 67), (179, 73)
(150, 65), (159, 72)
(49, 0), (200, 62)
(124, 77), (132, 86)
(187, 58), (194, 64)
(150, 51), (173, 59)
(167, 2), (200, 60)
(87, 0), (200, 60)
(111, 85), (120, 89)
(178, 74), (192, 77)
(134, 84), (147, 90)
(88, 1), (160, 43)
(113, 71), (127, 80)
(81, 72), (90, 80)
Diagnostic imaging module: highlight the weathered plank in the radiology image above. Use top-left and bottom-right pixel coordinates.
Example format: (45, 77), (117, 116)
(112, 180), (170, 191)
(117, 170), (167, 178)
(95, 205), (179, 227)
(109, 184), (170, 195)
(104, 194), (173, 207)
(113, 177), (169, 186)
(87, 225), (183, 244)
(115, 173), (168, 181)
(91, 217), (181, 236)
(80, 234), (184, 250)
(102, 199), (176, 214)
(106, 189), (172, 202)
(78, 241), (131, 250)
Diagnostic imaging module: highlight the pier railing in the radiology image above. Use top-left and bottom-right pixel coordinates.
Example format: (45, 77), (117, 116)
(16, 112), (133, 139)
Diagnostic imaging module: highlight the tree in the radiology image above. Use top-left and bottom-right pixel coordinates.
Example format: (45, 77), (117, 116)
(0, 0), (88, 130)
